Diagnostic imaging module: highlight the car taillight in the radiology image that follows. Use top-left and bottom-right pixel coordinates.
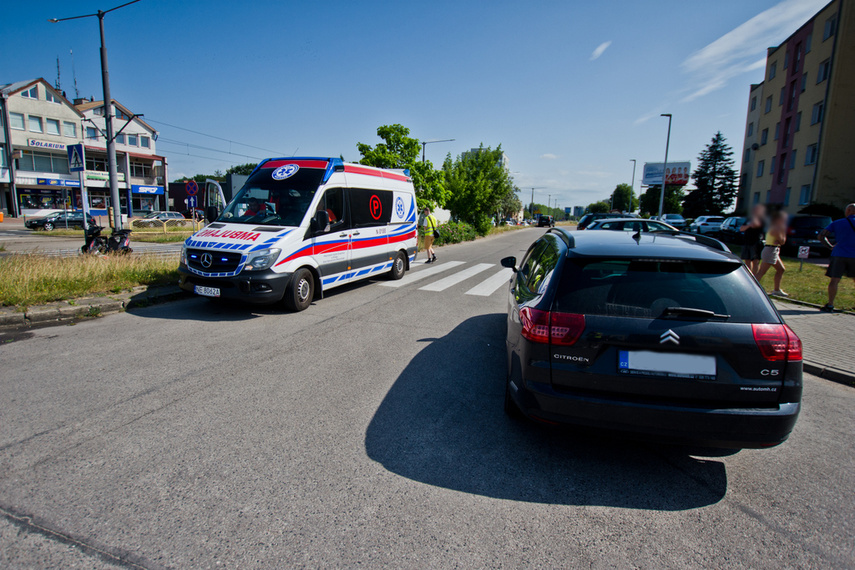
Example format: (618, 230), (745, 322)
(752, 323), (802, 362)
(787, 228), (796, 236)
(520, 308), (585, 346)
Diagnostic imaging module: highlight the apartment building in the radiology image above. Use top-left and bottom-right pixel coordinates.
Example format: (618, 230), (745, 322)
(738, 0), (854, 215)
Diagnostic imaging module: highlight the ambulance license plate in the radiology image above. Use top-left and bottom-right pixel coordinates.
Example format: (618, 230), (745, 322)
(194, 286), (220, 298)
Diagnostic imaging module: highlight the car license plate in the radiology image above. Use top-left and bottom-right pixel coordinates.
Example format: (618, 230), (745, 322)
(618, 350), (716, 380)
(194, 286), (220, 298)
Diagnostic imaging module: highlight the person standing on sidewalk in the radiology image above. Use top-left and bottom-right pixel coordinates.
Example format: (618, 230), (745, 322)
(420, 207), (438, 264)
(819, 203), (855, 312)
(755, 210), (789, 297)
(740, 204), (766, 274)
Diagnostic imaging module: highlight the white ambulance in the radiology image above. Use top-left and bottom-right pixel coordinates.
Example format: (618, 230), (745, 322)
(178, 157), (419, 311)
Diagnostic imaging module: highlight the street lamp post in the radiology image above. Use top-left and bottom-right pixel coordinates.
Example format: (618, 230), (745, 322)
(629, 159), (637, 212)
(421, 138), (455, 162)
(49, 0), (140, 231)
(658, 114), (672, 218)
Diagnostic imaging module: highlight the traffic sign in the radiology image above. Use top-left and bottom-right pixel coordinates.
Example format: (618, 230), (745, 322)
(187, 196), (198, 209)
(185, 180), (199, 197)
(798, 246), (810, 259)
(67, 144), (85, 172)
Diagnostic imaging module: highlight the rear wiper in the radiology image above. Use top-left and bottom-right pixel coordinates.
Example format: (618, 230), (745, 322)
(660, 306), (731, 320)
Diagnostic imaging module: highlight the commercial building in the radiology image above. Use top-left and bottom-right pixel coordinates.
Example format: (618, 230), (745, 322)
(738, 0), (854, 215)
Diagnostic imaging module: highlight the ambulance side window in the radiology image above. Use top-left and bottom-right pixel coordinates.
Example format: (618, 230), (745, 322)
(349, 188), (393, 227)
(319, 188), (347, 229)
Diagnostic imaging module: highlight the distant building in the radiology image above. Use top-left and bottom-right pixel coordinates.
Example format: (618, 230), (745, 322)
(738, 0), (854, 214)
(461, 147), (509, 170)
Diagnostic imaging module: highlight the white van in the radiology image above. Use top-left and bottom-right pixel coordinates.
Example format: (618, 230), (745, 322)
(178, 157), (418, 311)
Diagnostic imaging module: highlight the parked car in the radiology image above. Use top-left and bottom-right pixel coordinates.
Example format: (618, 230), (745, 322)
(577, 212), (616, 230)
(689, 216), (725, 235)
(785, 215), (834, 256)
(658, 213), (687, 229)
(586, 218), (677, 232)
(500, 228), (802, 449)
(537, 215), (555, 228)
(715, 216), (749, 244)
(142, 211), (185, 221)
(25, 211), (97, 231)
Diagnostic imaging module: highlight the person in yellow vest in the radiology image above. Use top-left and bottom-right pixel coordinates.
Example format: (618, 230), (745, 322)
(420, 207), (438, 263)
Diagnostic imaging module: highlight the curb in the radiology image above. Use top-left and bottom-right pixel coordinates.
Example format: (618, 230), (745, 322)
(773, 296), (855, 315)
(803, 361), (855, 387)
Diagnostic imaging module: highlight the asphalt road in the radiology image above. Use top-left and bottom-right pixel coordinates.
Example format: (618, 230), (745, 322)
(1, 228), (853, 569)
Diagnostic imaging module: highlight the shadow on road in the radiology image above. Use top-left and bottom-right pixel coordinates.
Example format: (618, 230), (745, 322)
(365, 313), (728, 510)
(127, 296), (269, 322)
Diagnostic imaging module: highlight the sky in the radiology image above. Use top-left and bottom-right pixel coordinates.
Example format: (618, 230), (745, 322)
(0, 0), (830, 210)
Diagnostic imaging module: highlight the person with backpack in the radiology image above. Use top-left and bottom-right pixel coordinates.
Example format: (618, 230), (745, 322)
(819, 203), (855, 312)
(420, 207), (439, 264)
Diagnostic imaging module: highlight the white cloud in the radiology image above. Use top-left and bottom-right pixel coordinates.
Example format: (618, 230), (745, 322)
(680, 0), (827, 102)
(540, 153), (558, 160)
(590, 41), (612, 61)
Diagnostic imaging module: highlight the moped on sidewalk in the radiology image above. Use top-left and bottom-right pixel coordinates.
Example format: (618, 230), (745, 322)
(81, 225), (133, 255)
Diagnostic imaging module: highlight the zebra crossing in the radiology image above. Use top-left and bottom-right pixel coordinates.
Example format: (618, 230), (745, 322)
(379, 259), (513, 297)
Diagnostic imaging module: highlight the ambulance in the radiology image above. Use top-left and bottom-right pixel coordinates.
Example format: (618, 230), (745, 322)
(178, 157), (419, 311)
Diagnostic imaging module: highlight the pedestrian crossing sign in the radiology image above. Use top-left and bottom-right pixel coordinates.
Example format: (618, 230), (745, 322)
(67, 144), (85, 172)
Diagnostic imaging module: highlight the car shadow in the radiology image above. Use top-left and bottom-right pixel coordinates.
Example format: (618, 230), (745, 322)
(365, 313), (728, 510)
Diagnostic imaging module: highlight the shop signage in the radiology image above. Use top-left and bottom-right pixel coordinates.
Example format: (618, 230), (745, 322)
(36, 178), (81, 187)
(131, 184), (164, 195)
(85, 170), (126, 182)
(28, 139), (67, 151)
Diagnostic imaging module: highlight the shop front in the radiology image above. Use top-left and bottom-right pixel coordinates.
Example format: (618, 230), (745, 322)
(16, 175), (82, 216)
(131, 184), (164, 214)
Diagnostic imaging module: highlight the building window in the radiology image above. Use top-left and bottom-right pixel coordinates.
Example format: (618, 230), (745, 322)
(794, 43), (802, 72)
(63, 121), (77, 137)
(795, 112), (802, 132)
(824, 15), (837, 40)
(115, 108), (131, 120)
(28, 116), (43, 133)
(790, 150), (797, 169)
(753, 192), (760, 205)
(783, 118), (791, 147)
(757, 160), (765, 177)
(806, 33), (812, 53)
(127, 134), (138, 146)
(21, 86), (38, 99)
(774, 123), (780, 141)
(784, 188), (791, 206)
(86, 156), (108, 171)
(0, 147), (5, 168)
(744, 148), (751, 163)
(115, 133), (125, 145)
(805, 144), (818, 165)
(761, 128), (768, 145)
(140, 136), (150, 149)
(46, 118), (60, 136)
(778, 154), (787, 184)
(779, 86), (785, 106)
(765, 96), (773, 113)
(93, 106), (104, 116)
(17, 150), (69, 174)
(86, 126), (99, 140)
(799, 184), (811, 205)
(130, 162), (151, 178)
(801, 74), (807, 92)
(811, 101), (824, 124)
(770, 156), (776, 174)
(9, 112), (25, 130)
(750, 96), (757, 111)
(817, 59), (831, 83)
(769, 61), (777, 80)
(45, 91), (59, 103)
(788, 82), (796, 111)
(747, 122), (754, 136)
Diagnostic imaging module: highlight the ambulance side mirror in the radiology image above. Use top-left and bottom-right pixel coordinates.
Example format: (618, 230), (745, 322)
(206, 206), (219, 223)
(313, 210), (330, 234)
(501, 256), (517, 272)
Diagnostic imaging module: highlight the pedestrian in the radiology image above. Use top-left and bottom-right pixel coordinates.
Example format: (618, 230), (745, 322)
(819, 203), (855, 312)
(740, 204), (766, 274)
(420, 207), (439, 263)
(754, 210), (789, 297)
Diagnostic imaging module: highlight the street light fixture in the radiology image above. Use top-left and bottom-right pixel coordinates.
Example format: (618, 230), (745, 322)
(49, 0), (141, 231)
(658, 114), (672, 218)
(421, 138), (455, 162)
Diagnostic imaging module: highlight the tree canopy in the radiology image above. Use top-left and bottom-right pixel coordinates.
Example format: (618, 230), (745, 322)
(610, 183), (638, 212)
(443, 144), (515, 234)
(639, 185), (684, 215)
(226, 163), (258, 176)
(682, 132), (737, 217)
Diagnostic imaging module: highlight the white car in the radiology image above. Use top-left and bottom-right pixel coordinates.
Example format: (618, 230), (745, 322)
(689, 216), (725, 235)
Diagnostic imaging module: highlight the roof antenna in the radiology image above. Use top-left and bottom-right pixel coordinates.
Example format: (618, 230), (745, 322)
(55, 56), (61, 91)
(70, 49), (80, 100)
(632, 228), (642, 242)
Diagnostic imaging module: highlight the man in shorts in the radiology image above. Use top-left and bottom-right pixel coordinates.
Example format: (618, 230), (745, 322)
(819, 203), (855, 312)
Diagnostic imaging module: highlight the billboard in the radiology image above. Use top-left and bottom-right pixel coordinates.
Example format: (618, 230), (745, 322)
(642, 162), (691, 186)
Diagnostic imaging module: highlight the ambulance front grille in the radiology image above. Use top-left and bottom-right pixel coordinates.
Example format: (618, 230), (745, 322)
(186, 248), (243, 273)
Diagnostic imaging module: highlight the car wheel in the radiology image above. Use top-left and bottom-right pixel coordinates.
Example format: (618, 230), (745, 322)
(388, 251), (406, 280)
(43, 223), (54, 231)
(284, 268), (314, 312)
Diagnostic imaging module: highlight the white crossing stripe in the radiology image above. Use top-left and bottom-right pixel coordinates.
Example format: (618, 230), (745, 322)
(419, 263), (495, 292)
(465, 268), (514, 296)
(380, 261), (465, 288)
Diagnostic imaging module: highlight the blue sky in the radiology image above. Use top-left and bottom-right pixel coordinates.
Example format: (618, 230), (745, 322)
(1, 0), (829, 209)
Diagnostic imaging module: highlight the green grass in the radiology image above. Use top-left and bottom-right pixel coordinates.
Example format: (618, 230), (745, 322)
(30, 228), (192, 243)
(754, 256), (855, 309)
(0, 254), (179, 307)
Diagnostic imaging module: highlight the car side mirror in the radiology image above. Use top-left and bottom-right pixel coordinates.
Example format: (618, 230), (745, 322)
(313, 210), (330, 234)
(206, 206), (219, 222)
(501, 256), (517, 272)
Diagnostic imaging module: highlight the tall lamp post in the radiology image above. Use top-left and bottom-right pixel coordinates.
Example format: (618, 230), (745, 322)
(49, 0), (140, 231)
(658, 113), (672, 218)
(629, 159), (637, 212)
(421, 138), (455, 162)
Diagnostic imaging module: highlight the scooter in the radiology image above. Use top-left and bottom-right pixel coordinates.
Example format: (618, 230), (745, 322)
(81, 225), (133, 255)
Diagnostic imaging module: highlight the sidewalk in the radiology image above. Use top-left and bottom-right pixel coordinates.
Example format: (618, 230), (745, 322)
(774, 300), (855, 386)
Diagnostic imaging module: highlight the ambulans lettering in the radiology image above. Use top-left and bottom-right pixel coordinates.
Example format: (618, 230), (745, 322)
(196, 228), (261, 241)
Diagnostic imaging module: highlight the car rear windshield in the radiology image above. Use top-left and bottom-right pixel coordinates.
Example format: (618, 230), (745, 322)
(791, 216), (831, 229)
(554, 258), (779, 323)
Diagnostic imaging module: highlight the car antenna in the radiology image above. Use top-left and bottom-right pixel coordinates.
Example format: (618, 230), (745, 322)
(632, 228), (642, 242)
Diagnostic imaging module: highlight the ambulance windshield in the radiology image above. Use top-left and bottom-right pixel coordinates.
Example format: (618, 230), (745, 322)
(218, 166), (325, 226)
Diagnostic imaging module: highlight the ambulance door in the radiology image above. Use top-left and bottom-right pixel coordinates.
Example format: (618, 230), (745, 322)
(348, 188), (393, 274)
(312, 187), (351, 281)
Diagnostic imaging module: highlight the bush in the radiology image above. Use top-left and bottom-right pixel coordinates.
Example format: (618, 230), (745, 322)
(434, 221), (478, 246)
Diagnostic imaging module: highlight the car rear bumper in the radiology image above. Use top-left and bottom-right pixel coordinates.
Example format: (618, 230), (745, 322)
(178, 265), (291, 304)
(510, 379), (800, 448)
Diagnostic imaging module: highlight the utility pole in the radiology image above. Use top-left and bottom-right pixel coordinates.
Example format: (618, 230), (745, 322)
(50, 0), (141, 231)
(658, 114), (672, 218)
(629, 158), (637, 212)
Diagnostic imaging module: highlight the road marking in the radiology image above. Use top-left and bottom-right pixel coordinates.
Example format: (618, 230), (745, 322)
(465, 268), (514, 296)
(419, 263), (494, 292)
(380, 261), (465, 288)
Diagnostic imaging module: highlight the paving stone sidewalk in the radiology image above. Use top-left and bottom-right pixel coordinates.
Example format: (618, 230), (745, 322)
(775, 300), (855, 386)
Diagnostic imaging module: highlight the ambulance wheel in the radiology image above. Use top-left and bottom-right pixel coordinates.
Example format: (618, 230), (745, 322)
(389, 251), (406, 280)
(284, 268), (314, 312)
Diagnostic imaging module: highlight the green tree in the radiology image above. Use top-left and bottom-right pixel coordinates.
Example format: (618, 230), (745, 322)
(498, 186), (523, 220)
(610, 183), (638, 212)
(683, 131), (737, 217)
(443, 144), (514, 235)
(639, 185), (684, 215)
(226, 163), (258, 176)
(357, 124), (447, 210)
(587, 200), (610, 214)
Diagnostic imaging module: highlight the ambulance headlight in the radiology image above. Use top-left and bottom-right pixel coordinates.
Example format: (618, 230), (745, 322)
(243, 248), (281, 271)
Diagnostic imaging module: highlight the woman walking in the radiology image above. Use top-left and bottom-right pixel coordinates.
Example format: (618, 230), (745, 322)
(420, 207), (438, 263)
(755, 210), (789, 297)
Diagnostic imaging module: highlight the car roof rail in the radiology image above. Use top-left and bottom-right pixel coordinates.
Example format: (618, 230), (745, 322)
(548, 227), (575, 248)
(648, 229), (730, 252)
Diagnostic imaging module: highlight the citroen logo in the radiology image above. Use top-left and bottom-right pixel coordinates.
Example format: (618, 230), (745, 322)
(660, 329), (680, 345)
(201, 253), (213, 268)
